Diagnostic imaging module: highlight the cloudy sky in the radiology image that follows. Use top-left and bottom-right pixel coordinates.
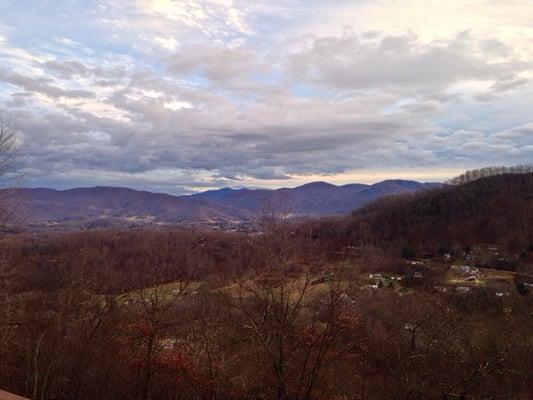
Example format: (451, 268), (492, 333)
(0, 0), (532, 194)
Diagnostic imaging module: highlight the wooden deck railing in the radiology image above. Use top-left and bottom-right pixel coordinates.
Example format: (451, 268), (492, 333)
(0, 390), (29, 400)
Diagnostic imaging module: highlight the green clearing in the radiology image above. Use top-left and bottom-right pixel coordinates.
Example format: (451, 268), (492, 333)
(116, 281), (203, 303)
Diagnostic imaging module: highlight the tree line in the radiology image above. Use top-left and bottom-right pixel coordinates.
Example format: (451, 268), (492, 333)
(446, 165), (533, 185)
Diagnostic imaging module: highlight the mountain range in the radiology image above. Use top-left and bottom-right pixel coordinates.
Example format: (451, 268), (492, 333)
(16, 180), (439, 230)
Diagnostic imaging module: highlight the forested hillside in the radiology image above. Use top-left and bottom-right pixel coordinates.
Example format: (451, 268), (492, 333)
(304, 173), (533, 257)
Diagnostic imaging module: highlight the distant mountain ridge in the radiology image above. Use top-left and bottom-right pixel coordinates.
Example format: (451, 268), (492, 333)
(192, 180), (439, 215)
(16, 180), (440, 229)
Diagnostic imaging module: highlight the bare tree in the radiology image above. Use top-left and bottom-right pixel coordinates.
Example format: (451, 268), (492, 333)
(120, 268), (191, 400)
(0, 118), (22, 233)
(447, 164), (533, 185)
(0, 118), (22, 396)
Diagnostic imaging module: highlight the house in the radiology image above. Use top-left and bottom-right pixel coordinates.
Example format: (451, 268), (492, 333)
(159, 338), (176, 350)
(459, 265), (472, 273)
(496, 292), (509, 297)
(368, 273), (382, 279)
(344, 245), (360, 255)
(456, 286), (470, 293)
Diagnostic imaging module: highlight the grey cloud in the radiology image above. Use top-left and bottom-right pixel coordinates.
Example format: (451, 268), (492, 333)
(41, 59), (127, 81)
(490, 123), (533, 145)
(5, 92), (32, 108)
(42, 60), (90, 78)
(287, 32), (530, 93)
(8, 68), (437, 184)
(252, 116), (423, 154)
(478, 39), (513, 58)
(165, 44), (258, 84)
(423, 127), (533, 166)
(11, 90), (533, 193)
(0, 70), (95, 99)
(490, 77), (529, 93)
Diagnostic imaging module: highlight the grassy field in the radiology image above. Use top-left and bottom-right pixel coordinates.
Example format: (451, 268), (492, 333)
(117, 281), (203, 303)
(445, 267), (515, 289)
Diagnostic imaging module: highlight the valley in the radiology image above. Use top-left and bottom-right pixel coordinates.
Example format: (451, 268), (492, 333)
(1, 171), (532, 399)
(15, 180), (439, 231)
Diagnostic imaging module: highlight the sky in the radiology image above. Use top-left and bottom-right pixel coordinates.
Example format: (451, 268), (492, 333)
(0, 0), (532, 194)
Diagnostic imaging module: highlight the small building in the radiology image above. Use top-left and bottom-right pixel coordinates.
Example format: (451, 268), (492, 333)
(459, 265), (472, 273)
(456, 286), (470, 293)
(159, 338), (176, 350)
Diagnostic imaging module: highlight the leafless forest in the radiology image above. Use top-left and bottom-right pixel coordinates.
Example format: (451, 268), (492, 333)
(0, 171), (532, 400)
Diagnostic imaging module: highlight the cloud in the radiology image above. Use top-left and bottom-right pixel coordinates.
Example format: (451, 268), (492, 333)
(135, 0), (253, 38)
(0, 0), (531, 193)
(42, 60), (91, 78)
(165, 44), (258, 84)
(154, 36), (178, 51)
(490, 77), (529, 93)
(0, 70), (95, 99)
(287, 31), (530, 93)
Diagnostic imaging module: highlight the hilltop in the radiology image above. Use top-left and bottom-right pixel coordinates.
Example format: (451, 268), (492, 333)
(306, 172), (533, 256)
